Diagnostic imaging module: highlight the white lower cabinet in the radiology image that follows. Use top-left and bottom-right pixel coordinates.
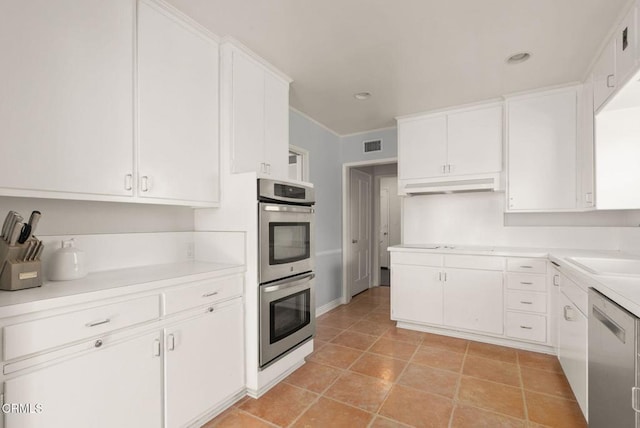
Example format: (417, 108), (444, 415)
(0, 273), (246, 428)
(4, 331), (163, 428)
(391, 265), (443, 324)
(443, 269), (503, 335)
(391, 260), (504, 336)
(557, 277), (588, 417)
(391, 251), (551, 348)
(165, 299), (244, 428)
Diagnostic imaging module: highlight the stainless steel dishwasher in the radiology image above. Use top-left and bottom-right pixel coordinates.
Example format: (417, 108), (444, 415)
(588, 288), (639, 427)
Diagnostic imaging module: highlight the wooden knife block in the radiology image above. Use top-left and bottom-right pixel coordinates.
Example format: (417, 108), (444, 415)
(0, 239), (42, 291)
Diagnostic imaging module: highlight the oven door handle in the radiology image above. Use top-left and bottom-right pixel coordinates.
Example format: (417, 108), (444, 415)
(263, 273), (315, 293)
(263, 205), (314, 214)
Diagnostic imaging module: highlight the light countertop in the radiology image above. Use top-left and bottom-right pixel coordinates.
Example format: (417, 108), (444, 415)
(0, 261), (245, 318)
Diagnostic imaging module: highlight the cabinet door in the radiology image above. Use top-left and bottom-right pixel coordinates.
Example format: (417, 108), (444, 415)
(398, 116), (447, 180)
(391, 265), (443, 324)
(165, 300), (244, 428)
(4, 332), (162, 428)
(616, 6), (637, 85)
(447, 105), (503, 176)
(0, 0), (134, 197)
(593, 38), (617, 112)
(231, 51), (265, 174)
(578, 82), (595, 209)
(443, 269), (503, 335)
(507, 89), (577, 211)
(263, 72), (290, 178)
(557, 291), (587, 416)
(138, 0), (220, 204)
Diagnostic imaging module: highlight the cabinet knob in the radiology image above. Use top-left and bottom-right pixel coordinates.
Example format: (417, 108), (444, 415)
(94, 339), (103, 348)
(352, 239), (358, 244)
(207, 307), (214, 313)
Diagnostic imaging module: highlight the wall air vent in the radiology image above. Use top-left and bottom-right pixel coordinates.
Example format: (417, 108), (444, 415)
(363, 139), (382, 153)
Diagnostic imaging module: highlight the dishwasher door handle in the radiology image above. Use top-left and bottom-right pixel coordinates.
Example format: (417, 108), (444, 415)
(593, 305), (626, 343)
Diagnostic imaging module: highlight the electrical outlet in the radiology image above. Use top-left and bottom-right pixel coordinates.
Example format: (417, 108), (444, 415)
(186, 242), (195, 260)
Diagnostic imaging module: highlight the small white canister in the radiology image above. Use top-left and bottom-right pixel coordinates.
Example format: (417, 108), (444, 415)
(48, 239), (87, 281)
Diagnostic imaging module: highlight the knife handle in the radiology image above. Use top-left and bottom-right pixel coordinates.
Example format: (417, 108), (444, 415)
(9, 222), (22, 246)
(18, 224), (31, 244)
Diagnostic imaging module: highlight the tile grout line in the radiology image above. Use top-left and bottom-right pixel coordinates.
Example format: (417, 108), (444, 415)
(517, 352), (531, 424)
(447, 341), (469, 428)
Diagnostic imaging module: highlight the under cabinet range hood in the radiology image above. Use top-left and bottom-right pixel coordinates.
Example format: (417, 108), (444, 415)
(399, 173), (503, 195)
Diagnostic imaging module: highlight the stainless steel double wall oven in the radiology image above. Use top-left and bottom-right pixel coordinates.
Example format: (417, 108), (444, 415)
(258, 179), (316, 368)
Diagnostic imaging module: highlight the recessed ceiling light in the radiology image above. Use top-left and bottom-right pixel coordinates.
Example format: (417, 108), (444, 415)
(506, 52), (531, 65)
(354, 92), (372, 100)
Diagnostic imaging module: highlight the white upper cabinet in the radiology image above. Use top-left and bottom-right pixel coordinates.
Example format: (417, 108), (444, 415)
(222, 41), (292, 179)
(138, 0), (220, 205)
(615, 5), (638, 85)
(593, 39), (618, 112)
(264, 73), (290, 178)
(398, 116), (447, 179)
(397, 103), (503, 185)
(506, 87), (578, 212)
(0, 0), (134, 198)
(447, 105), (503, 176)
(593, 4), (638, 112)
(578, 81), (596, 209)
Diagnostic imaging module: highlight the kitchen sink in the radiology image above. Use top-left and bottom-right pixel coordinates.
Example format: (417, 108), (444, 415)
(566, 256), (640, 277)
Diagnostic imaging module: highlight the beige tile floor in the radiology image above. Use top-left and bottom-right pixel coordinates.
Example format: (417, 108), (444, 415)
(204, 287), (586, 428)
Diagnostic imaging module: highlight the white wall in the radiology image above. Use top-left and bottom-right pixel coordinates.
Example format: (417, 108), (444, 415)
(403, 192), (624, 250)
(0, 196), (194, 236)
(289, 109), (342, 307)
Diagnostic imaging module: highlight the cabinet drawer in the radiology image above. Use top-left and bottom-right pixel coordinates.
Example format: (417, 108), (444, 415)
(506, 273), (546, 292)
(506, 291), (547, 313)
(506, 258), (547, 274)
(164, 275), (243, 315)
(3, 295), (160, 361)
(505, 312), (547, 343)
(391, 252), (442, 267)
(444, 255), (505, 271)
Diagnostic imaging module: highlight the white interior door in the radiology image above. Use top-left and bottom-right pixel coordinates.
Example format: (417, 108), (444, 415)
(379, 188), (390, 268)
(350, 168), (372, 296)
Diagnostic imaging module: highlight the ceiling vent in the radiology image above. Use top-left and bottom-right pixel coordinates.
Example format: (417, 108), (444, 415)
(363, 139), (382, 153)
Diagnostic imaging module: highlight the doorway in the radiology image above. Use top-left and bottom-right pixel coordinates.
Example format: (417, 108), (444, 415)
(342, 158), (400, 303)
(378, 176), (401, 286)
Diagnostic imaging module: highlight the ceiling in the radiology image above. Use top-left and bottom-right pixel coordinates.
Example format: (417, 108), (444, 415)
(166, 0), (630, 135)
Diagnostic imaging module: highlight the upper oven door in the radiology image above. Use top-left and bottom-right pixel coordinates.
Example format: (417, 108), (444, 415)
(259, 202), (315, 284)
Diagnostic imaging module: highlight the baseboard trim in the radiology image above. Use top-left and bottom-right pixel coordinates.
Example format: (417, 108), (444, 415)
(246, 359), (306, 399)
(395, 321), (556, 355)
(186, 387), (246, 427)
(316, 298), (343, 317)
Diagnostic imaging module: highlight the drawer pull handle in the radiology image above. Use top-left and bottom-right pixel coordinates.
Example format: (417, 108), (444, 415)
(520, 301), (533, 305)
(203, 291), (219, 298)
(86, 318), (111, 328)
(520, 266), (533, 269)
(520, 325), (533, 330)
(520, 281), (533, 285)
(94, 339), (103, 348)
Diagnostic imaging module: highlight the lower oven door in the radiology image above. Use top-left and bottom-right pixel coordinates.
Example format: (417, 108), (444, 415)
(260, 272), (316, 368)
